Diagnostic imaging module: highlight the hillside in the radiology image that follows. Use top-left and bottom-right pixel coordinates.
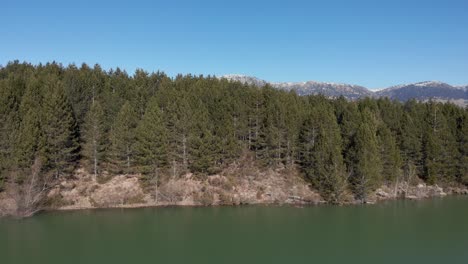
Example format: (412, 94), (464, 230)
(221, 75), (468, 106)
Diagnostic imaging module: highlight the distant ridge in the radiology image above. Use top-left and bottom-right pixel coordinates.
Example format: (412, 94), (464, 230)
(376, 81), (467, 106)
(220, 75), (468, 106)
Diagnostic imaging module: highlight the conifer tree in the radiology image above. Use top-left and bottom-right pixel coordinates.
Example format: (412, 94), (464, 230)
(82, 101), (106, 178)
(135, 98), (168, 180)
(0, 80), (21, 189)
(187, 99), (219, 174)
(300, 105), (348, 203)
(458, 112), (468, 185)
(283, 92), (303, 166)
(351, 110), (382, 202)
(13, 79), (43, 173)
(248, 88), (265, 159)
(208, 90), (240, 165)
(158, 89), (195, 176)
(400, 100), (425, 176)
(335, 101), (361, 169)
(422, 102), (459, 183)
(109, 101), (138, 174)
(377, 125), (402, 184)
(41, 77), (79, 178)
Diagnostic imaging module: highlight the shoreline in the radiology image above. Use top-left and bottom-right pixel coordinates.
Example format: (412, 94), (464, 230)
(2, 186), (466, 219)
(2, 193), (465, 220)
(1, 169), (467, 218)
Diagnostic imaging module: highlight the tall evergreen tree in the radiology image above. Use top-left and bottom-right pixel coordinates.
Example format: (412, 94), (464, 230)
(377, 125), (402, 184)
(457, 112), (468, 185)
(422, 102), (459, 183)
(0, 80), (21, 189)
(109, 101), (138, 174)
(335, 100), (361, 169)
(157, 88), (194, 176)
(135, 98), (168, 179)
(400, 100), (425, 177)
(351, 110), (382, 202)
(13, 79), (43, 172)
(40, 77), (79, 178)
(300, 104), (348, 203)
(82, 101), (106, 178)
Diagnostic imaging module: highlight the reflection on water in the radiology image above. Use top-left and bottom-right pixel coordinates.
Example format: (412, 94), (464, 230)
(1, 197), (468, 264)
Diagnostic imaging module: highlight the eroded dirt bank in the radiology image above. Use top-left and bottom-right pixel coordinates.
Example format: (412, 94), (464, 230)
(1, 166), (467, 217)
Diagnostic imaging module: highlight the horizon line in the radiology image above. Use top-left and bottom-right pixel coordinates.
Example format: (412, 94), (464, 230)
(2, 60), (467, 91)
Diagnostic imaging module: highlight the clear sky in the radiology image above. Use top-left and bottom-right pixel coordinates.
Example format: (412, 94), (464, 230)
(2, 0), (468, 89)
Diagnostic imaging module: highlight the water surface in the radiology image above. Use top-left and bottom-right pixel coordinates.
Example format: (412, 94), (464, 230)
(1, 197), (468, 264)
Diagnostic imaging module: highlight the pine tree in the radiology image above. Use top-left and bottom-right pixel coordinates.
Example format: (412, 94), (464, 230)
(82, 101), (106, 178)
(187, 98), (219, 174)
(283, 92), (303, 166)
(135, 98), (168, 180)
(109, 101), (138, 174)
(377, 125), (402, 184)
(248, 88), (265, 159)
(335, 101), (361, 169)
(300, 105), (348, 203)
(189, 129), (219, 174)
(158, 88), (197, 176)
(207, 88), (240, 166)
(351, 110), (382, 202)
(13, 79), (43, 172)
(299, 104), (322, 171)
(422, 102), (459, 184)
(40, 77), (79, 178)
(457, 112), (468, 185)
(0, 80), (21, 189)
(400, 100), (425, 177)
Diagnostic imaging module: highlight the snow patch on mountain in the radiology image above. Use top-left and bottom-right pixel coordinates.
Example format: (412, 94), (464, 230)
(220, 75), (467, 106)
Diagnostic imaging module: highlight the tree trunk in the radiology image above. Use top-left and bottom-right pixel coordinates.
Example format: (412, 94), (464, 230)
(182, 134), (187, 170)
(153, 165), (159, 203)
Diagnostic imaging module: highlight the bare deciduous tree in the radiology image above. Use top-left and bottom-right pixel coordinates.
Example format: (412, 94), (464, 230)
(7, 157), (53, 217)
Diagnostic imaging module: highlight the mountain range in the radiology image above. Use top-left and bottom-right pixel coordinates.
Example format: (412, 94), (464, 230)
(221, 74), (468, 106)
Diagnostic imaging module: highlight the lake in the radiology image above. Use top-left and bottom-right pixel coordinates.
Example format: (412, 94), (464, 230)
(1, 196), (467, 264)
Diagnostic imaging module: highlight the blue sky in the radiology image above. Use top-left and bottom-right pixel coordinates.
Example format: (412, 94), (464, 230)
(2, 0), (468, 89)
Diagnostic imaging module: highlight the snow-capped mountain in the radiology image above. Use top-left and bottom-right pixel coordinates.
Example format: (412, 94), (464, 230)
(456, 85), (468, 91)
(221, 74), (267, 87)
(272, 81), (373, 99)
(220, 75), (468, 106)
(376, 81), (468, 106)
(221, 75), (372, 100)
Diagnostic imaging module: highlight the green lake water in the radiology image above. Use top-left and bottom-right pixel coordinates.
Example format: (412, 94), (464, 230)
(1, 196), (468, 264)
